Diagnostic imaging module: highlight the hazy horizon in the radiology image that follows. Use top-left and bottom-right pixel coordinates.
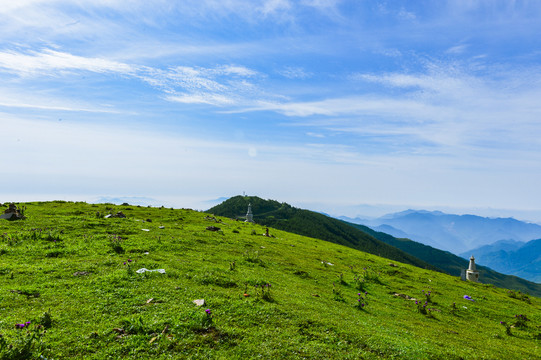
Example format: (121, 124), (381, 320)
(3, 193), (541, 225)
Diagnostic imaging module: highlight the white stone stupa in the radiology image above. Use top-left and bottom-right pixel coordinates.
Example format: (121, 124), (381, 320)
(245, 203), (254, 223)
(466, 255), (480, 282)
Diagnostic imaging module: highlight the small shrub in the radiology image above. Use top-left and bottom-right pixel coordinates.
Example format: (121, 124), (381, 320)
(243, 250), (263, 265)
(423, 290), (433, 303)
(201, 309), (213, 328)
(362, 267), (382, 284)
(39, 311), (53, 329)
(355, 291), (368, 310)
(352, 274), (366, 292)
(500, 321), (512, 336)
(332, 283), (344, 302)
(416, 300), (428, 315)
(513, 314), (529, 328)
(0, 321), (46, 360)
(507, 290), (531, 304)
(108, 235), (124, 254)
(255, 283), (273, 302)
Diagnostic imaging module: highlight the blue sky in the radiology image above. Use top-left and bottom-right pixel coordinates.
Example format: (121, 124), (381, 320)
(2, 1), (541, 221)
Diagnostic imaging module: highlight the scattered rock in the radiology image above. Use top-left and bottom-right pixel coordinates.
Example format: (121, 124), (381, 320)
(159, 226), (165, 229)
(104, 211), (126, 219)
(206, 226), (221, 231)
(136, 268), (165, 274)
(10, 289), (40, 298)
(73, 271), (92, 276)
(392, 292), (416, 301)
(0, 203), (25, 221)
(388, 263), (398, 267)
(193, 299), (205, 306)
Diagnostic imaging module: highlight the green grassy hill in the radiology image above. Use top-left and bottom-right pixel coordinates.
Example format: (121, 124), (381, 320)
(0, 201), (539, 359)
(209, 196), (541, 298)
(208, 196), (439, 272)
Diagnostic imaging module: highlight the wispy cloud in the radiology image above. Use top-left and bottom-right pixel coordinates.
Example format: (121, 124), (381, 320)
(0, 48), (137, 77)
(278, 66), (312, 79)
(0, 47), (264, 108)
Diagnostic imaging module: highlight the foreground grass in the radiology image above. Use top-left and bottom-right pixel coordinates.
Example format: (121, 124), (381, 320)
(0, 201), (540, 359)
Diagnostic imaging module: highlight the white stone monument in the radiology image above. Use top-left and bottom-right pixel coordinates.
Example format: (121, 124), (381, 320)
(245, 203), (254, 223)
(466, 255), (480, 282)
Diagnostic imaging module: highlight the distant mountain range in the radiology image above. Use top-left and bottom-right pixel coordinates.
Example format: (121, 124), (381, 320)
(460, 239), (541, 283)
(342, 210), (541, 255)
(209, 196), (541, 296)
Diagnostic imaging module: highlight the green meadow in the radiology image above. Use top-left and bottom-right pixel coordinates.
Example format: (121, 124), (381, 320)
(0, 201), (539, 359)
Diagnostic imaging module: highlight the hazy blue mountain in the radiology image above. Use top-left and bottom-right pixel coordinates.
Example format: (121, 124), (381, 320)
(351, 210), (541, 254)
(462, 239), (541, 283)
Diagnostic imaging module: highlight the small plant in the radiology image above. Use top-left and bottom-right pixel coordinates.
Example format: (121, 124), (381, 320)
(507, 290), (531, 304)
(337, 273), (347, 285)
(450, 302), (458, 315)
(123, 259), (134, 276)
(332, 283), (344, 302)
(202, 309), (213, 328)
(0, 321), (46, 359)
(500, 321), (512, 336)
(255, 283), (273, 301)
(355, 292), (368, 310)
(513, 314), (529, 328)
(415, 300), (428, 315)
(352, 274), (366, 292)
(362, 267), (382, 284)
(229, 261), (236, 271)
(243, 250), (263, 265)
(39, 310), (53, 329)
(44, 229), (62, 242)
(423, 290), (433, 303)
(108, 234), (124, 254)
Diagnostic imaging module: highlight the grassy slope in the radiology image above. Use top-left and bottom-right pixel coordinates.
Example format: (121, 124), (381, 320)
(0, 201), (538, 359)
(352, 224), (541, 298)
(208, 196), (439, 272)
(209, 196), (541, 298)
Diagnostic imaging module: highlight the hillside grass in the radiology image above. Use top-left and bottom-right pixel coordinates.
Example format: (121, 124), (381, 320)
(0, 201), (540, 359)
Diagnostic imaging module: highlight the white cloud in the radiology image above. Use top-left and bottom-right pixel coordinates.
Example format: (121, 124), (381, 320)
(0, 49), (137, 77)
(165, 93), (236, 106)
(446, 44), (468, 54)
(0, 47), (263, 109)
(278, 66), (312, 79)
(261, 0), (291, 16)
